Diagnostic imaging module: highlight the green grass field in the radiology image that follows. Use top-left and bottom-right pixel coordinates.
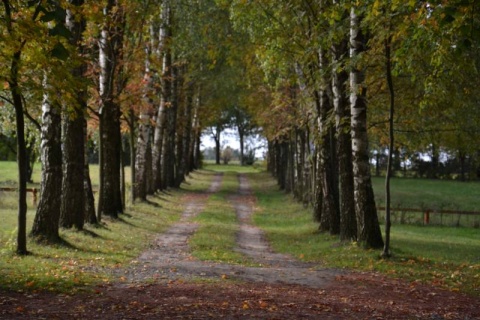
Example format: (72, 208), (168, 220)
(248, 170), (480, 296)
(372, 176), (480, 227)
(0, 161), (479, 296)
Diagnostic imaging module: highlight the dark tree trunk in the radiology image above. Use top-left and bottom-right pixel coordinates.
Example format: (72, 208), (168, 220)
(267, 140), (275, 174)
(177, 82), (193, 185)
(25, 138), (36, 183)
(315, 49), (339, 234)
(194, 134), (201, 170)
(173, 70), (184, 188)
(375, 151), (381, 177)
(120, 136), (126, 209)
(165, 65), (179, 188)
(214, 126), (221, 165)
(459, 151), (466, 182)
(97, 116), (104, 221)
(134, 114), (150, 201)
(31, 88), (62, 242)
(239, 132), (245, 166)
(84, 117), (97, 224)
(294, 129), (305, 201)
(146, 132), (155, 194)
(97, 0), (124, 218)
(128, 108), (136, 203)
(4, 0), (29, 254)
(14, 99), (28, 254)
(382, 35), (394, 258)
(183, 89), (193, 175)
(332, 35), (357, 241)
(60, 109), (85, 229)
(60, 0), (86, 231)
(393, 147), (401, 174)
(189, 92), (201, 171)
(98, 101), (122, 217)
(277, 141), (287, 190)
(285, 139), (295, 194)
(312, 146), (323, 223)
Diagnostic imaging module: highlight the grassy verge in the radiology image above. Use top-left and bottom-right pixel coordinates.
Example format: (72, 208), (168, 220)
(189, 169), (248, 264)
(0, 170), (212, 293)
(251, 171), (480, 296)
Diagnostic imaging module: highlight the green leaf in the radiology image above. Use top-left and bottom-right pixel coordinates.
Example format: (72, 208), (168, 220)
(40, 11), (57, 22)
(50, 42), (69, 60)
(48, 24), (72, 39)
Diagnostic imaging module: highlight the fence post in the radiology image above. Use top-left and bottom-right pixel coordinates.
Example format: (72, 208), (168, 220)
(424, 210), (430, 225)
(32, 188), (38, 206)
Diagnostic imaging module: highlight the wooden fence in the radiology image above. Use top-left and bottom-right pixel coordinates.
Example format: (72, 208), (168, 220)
(0, 187), (38, 205)
(378, 207), (480, 226)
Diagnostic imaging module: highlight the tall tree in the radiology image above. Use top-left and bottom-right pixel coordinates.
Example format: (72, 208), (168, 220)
(31, 80), (62, 243)
(349, 6), (383, 248)
(60, 0), (87, 230)
(331, 3), (357, 241)
(134, 17), (158, 201)
(152, 0), (172, 191)
(97, 0), (125, 218)
(2, 0), (44, 254)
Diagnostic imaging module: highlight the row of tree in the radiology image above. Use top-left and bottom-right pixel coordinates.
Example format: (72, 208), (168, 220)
(226, 0), (480, 255)
(2, 1), (479, 256)
(0, 0), (246, 254)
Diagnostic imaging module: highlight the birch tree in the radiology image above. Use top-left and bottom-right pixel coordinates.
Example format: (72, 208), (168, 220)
(349, 6), (383, 248)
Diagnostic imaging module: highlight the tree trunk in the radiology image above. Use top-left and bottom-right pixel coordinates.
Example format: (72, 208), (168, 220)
(312, 145), (323, 223)
(25, 138), (36, 183)
(295, 129), (305, 201)
(350, 7), (383, 248)
(214, 126), (221, 165)
(60, 109), (85, 229)
(98, 0), (124, 218)
(9, 48), (28, 254)
(31, 82), (62, 243)
(189, 92), (201, 171)
(128, 108), (136, 203)
(177, 82), (193, 185)
(285, 138), (295, 194)
(84, 118), (97, 224)
(4, 0), (29, 254)
(239, 132), (245, 166)
(134, 113), (150, 201)
(60, 0), (87, 230)
(120, 136), (126, 210)
(152, 0), (172, 191)
(459, 151), (466, 182)
(165, 64), (179, 187)
(316, 47), (339, 234)
(146, 131), (155, 194)
(382, 35), (394, 258)
(332, 34), (357, 241)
